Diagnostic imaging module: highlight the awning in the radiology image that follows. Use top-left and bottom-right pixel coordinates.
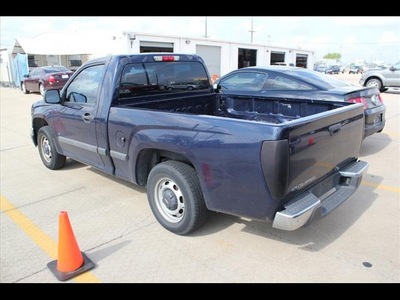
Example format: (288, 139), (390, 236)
(13, 38), (93, 56)
(11, 32), (112, 56)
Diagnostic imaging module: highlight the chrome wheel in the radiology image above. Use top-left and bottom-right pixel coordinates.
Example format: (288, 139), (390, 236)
(39, 84), (45, 96)
(37, 126), (66, 170)
(154, 177), (185, 223)
(40, 134), (52, 164)
(366, 78), (382, 90)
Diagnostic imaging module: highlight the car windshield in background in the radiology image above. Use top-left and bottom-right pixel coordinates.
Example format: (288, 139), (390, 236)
(285, 69), (353, 89)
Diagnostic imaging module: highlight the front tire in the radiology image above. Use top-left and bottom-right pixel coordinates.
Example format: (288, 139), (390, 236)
(365, 78), (383, 91)
(37, 126), (66, 170)
(22, 82), (29, 94)
(147, 160), (208, 235)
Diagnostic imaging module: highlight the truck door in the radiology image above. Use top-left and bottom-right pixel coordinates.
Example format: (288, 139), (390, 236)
(52, 64), (109, 170)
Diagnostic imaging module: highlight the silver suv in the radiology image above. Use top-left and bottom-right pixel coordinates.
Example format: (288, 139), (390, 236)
(360, 62), (400, 92)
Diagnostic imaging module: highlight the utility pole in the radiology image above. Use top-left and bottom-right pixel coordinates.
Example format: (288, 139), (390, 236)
(249, 18), (255, 43)
(203, 17), (209, 38)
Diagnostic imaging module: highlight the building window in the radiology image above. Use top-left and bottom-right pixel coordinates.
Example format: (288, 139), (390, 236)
(69, 55), (83, 69)
(70, 60), (82, 67)
(28, 55), (38, 67)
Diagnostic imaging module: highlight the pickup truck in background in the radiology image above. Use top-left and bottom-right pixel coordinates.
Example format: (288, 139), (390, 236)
(30, 53), (368, 235)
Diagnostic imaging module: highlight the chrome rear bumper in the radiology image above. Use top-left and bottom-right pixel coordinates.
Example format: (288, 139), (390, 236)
(272, 160), (368, 231)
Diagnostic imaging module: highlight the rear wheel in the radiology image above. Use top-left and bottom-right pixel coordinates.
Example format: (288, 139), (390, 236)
(147, 160), (208, 235)
(365, 78), (383, 91)
(39, 84), (46, 96)
(37, 126), (66, 170)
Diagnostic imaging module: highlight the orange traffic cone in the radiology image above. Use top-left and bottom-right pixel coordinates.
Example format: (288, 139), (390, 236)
(47, 211), (95, 281)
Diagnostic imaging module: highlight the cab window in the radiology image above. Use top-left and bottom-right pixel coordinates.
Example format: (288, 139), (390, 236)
(65, 64), (104, 105)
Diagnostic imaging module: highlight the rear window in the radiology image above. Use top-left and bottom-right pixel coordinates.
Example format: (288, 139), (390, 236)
(286, 69), (352, 89)
(119, 61), (211, 98)
(43, 66), (70, 73)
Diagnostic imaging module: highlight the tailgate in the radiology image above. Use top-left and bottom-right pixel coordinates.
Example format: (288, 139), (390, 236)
(262, 102), (365, 200)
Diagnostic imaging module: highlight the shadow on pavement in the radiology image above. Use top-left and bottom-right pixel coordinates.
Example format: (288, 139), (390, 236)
(360, 133), (392, 157)
(192, 175), (381, 252)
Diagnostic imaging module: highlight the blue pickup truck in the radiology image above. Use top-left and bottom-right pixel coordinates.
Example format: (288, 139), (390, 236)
(30, 53), (368, 235)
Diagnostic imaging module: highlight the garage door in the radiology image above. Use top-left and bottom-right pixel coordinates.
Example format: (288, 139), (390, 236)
(196, 45), (221, 77)
(140, 41), (174, 53)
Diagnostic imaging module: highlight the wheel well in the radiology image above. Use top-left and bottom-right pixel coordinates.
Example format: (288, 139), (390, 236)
(367, 76), (382, 83)
(32, 118), (48, 146)
(135, 149), (192, 186)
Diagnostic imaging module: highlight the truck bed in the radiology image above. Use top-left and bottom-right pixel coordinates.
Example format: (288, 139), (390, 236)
(119, 92), (349, 124)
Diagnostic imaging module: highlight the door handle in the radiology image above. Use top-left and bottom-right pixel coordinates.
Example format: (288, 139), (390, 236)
(82, 113), (94, 123)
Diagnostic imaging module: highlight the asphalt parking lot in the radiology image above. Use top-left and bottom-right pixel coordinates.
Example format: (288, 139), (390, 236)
(1, 73), (399, 283)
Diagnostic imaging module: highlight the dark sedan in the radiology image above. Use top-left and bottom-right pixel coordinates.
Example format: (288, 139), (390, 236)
(213, 66), (386, 138)
(21, 66), (73, 96)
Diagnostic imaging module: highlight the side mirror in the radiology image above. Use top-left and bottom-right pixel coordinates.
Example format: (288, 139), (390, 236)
(44, 89), (61, 104)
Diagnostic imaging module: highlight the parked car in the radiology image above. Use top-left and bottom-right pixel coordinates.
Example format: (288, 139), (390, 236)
(325, 65), (341, 74)
(349, 65), (363, 74)
(213, 66), (386, 138)
(21, 66), (73, 96)
(315, 65), (327, 73)
(359, 61), (400, 92)
(166, 83), (199, 90)
(273, 62), (295, 66)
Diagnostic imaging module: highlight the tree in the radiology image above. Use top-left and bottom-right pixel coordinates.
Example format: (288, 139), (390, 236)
(323, 53), (342, 61)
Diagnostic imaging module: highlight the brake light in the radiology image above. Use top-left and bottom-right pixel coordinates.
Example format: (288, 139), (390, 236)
(153, 55), (180, 62)
(349, 97), (367, 110)
(48, 75), (56, 84)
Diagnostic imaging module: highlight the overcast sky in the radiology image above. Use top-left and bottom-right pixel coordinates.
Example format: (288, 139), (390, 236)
(1, 16), (399, 64)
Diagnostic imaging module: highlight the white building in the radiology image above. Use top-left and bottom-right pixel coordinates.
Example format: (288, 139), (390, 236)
(0, 48), (14, 87)
(120, 32), (315, 78)
(9, 31), (315, 86)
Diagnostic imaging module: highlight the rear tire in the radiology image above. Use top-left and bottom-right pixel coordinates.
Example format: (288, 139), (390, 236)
(365, 78), (383, 91)
(37, 126), (66, 170)
(147, 160), (208, 235)
(39, 84), (46, 96)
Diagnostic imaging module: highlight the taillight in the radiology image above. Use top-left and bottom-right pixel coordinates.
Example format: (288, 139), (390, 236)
(48, 75), (56, 84)
(349, 97), (367, 110)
